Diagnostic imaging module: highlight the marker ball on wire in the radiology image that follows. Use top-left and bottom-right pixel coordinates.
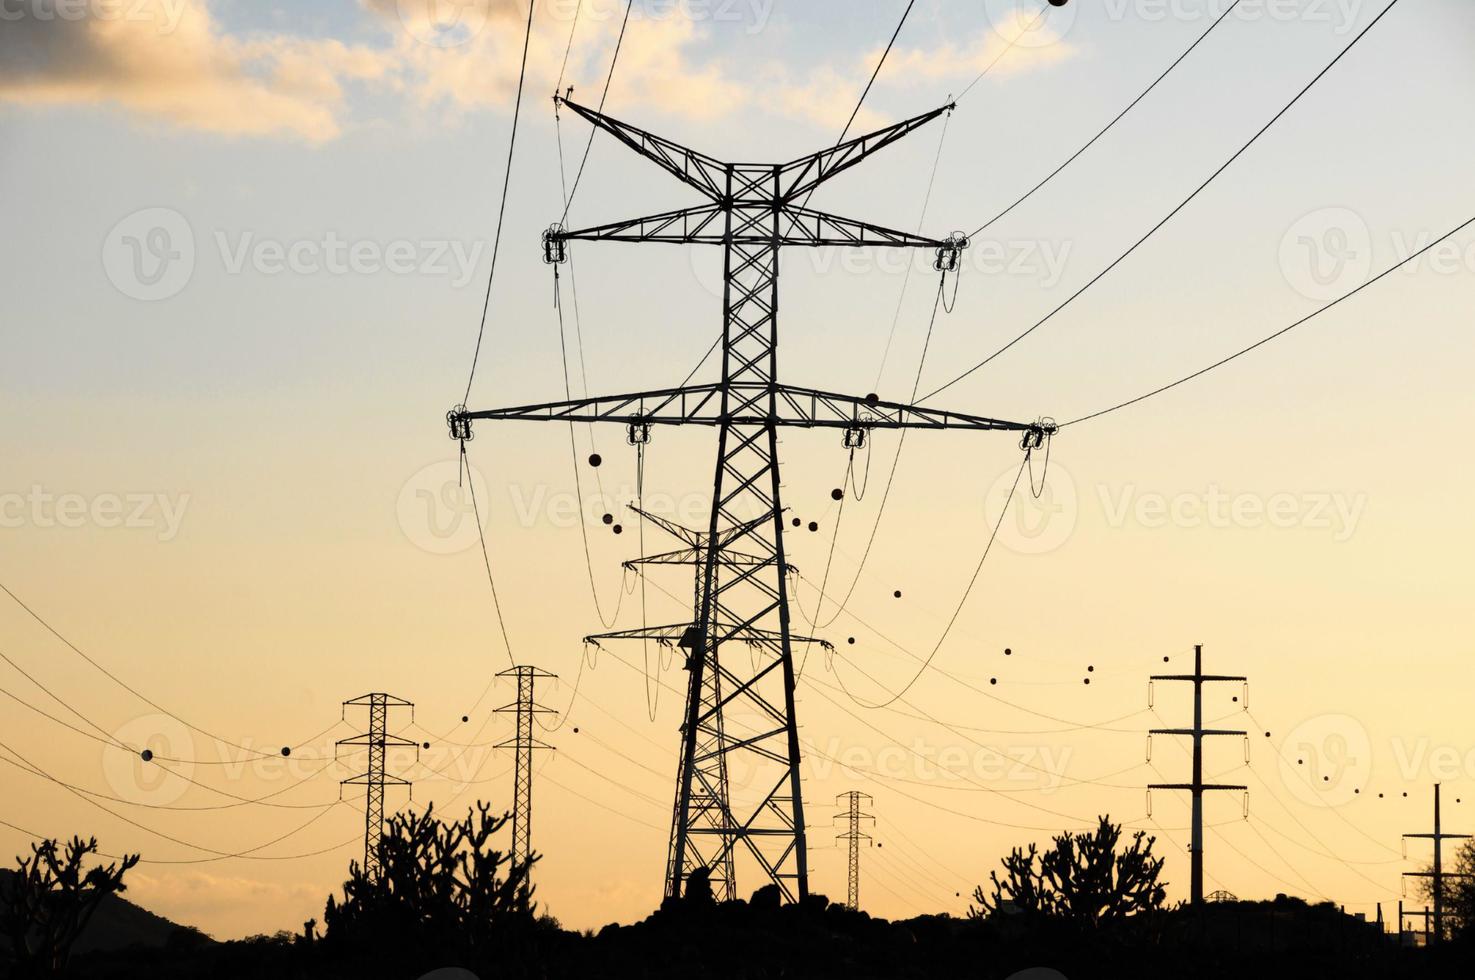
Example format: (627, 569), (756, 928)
(588, 453), (602, 467)
(831, 488), (844, 501)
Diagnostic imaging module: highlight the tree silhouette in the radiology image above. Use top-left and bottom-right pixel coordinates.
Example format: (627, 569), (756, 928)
(0, 836), (138, 977)
(323, 801), (535, 958)
(970, 816), (1166, 929)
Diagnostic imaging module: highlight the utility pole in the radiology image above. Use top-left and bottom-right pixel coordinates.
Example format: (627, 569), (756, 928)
(338, 693), (417, 880)
(450, 97), (1053, 903)
(1148, 644), (1246, 905)
(834, 791), (874, 910)
(1402, 783), (1471, 944)
(495, 666), (557, 874)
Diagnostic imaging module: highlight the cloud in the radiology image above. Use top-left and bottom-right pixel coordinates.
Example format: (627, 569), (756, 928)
(126, 870), (325, 937)
(0, 1), (1075, 144)
(0, 0), (396, 142)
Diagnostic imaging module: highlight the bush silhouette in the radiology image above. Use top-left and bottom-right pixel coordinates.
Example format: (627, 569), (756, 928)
(970, 815), (1166, 929)
(0, 836), (138, 977)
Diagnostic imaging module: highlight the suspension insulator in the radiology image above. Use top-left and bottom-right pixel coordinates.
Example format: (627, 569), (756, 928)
(542, 224), (568, 265)
(447, 405), (473, 442)
(842, 426), (868, 450)
(932, 231), (969, 273)
(626, 417), (651, 446)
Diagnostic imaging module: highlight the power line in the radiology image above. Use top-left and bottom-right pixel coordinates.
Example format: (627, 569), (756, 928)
(922, 0), (1406, 403)
(965, 0), (1244, 238)
(1063, 211), (1475, 427)
(558, 0), (634, 224)
(461, 0), (537, 403)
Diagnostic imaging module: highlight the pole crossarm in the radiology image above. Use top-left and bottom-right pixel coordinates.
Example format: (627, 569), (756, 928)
(1405, 834), (1473, 840)
(1148, 783), (1247, 792)
(1151, 674), (1247, 683)
(1149, 728), (1246, 737)
(458, 383), (1046, 435)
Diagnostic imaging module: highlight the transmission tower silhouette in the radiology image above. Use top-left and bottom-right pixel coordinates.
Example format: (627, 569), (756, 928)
(338, 693), (417, 879)
(496, 666), (557, 874)
(834, 791), (874, 910)
(1147, 644), (1247, 905)
(584, 505), (787, 902)
(450, 96), (1052, 902)
(1402, 783), (1472, 944)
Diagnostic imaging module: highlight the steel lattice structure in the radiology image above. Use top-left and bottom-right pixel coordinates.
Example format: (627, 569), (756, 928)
(338, 693), (416, 880)
(834, 791), (874, 910)
(450, 96), (1052, 903)
(495, 666), (557, 875)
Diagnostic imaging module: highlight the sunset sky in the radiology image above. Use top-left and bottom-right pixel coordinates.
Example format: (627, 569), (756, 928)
(2, 0), (1474, 940)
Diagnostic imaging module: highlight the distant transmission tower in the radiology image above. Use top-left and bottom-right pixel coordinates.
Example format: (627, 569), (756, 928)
(338, 693), (417, 879)
(1402, 783), (1472, 944)
(1147, 644), (1247, 905)
(834, 791), (874, 910)
(583, 506), (780, 902)
(495, 666), (557, 873)
(451, 96), (1051, 902)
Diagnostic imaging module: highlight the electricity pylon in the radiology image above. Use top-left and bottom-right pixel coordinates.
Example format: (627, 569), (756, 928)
(495, 666), (557, 874)
(834, 791), (874, 910)
(1402, 783), (1472, 944)
(583, 505), (816, 903)
(450, 96), (1053, 902)
(1147, 644), (1246, 905)
(338, 693), (417, 880)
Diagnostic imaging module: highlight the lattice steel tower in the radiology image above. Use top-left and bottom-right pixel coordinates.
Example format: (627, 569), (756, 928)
(834, 791), (874, 910)
(338, 693), (416, 880)
(496, 666), (557, 873)
(450, 97), (1052, 902)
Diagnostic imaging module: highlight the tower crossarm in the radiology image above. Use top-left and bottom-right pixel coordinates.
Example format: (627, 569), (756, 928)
(778, 104), (953, 202)
(555, 96), (728, 201)
(584, 623), (830, 648)
(551, 202), (949, 250)
(458, 383), (1047, 435)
